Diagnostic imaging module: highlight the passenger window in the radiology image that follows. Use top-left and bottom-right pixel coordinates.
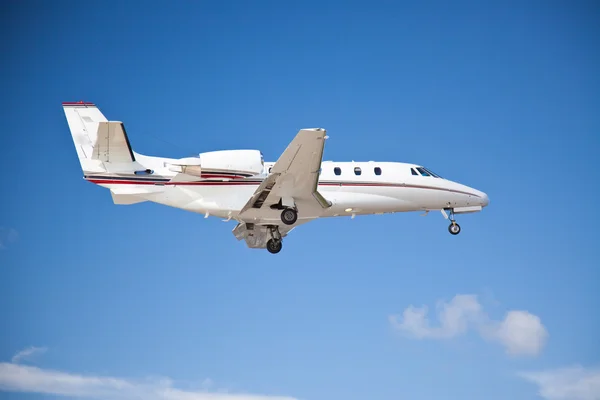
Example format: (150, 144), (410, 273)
(334, 167), (341, 175)
(374, 167), (381, 175)
(411, 168), (418, 176)
(354, 167), (362, 175)
(416, 167), (431, 176)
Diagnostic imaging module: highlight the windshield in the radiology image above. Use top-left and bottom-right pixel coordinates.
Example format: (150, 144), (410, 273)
(416, 167), (442, 178)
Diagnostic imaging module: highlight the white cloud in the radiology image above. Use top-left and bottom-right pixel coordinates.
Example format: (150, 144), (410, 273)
(11, 346), (47, 364)
(519, 366), (600, 400)
(0, 363), (297, 400)
(389, 294), (548, 356)
(0, 227), (18, 249)
(487, 311), (548, 356)
(388, 294), (482, 339)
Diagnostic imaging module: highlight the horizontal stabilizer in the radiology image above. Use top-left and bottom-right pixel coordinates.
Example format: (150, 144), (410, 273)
(110, 191), (147, 205)
(109, 185), (165, 195)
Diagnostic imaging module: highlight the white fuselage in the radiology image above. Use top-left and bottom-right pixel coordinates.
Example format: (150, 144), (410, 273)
(63, 102), (489, 251)
(86, 153), (489, 224)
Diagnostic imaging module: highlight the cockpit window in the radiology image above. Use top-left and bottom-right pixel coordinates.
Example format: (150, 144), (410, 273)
(411, 168), (418, 176)
(416, 167), (431, 176)
(422, 167), (442, 178)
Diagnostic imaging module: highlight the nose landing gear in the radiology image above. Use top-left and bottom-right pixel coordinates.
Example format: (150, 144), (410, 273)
(448, 221), (461, 235)
(441, 209), (461, 235)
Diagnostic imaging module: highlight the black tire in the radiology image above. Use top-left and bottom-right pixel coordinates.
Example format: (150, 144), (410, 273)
(448, 222), (461, 235)
(280, 208), (298, 225)
(266, 239), (282, 254)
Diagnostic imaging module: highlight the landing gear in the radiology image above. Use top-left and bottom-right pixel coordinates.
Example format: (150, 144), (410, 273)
(280, 208), (298, 225)
(441, 208), (462, 235)
(448, 221), (461, 235)
(267, 238), (283, 254)
(266, 225), (283, 254)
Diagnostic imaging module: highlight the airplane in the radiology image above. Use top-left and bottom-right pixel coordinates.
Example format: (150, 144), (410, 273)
(63, 101), (490, 254)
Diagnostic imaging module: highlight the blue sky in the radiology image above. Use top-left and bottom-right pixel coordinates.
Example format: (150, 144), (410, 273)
(1, 1), (599, 399)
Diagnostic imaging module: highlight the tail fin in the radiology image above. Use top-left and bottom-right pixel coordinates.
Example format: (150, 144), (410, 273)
(63, 102), (136, 174)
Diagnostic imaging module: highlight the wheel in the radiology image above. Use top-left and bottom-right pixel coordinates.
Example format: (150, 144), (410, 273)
(266, 239), (283, 254)
(280, 208), (298, 225)
(448, 222), (461, 235)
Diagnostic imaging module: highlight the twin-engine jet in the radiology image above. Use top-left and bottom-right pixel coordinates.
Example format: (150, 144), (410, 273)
(64, 101), (489, 254)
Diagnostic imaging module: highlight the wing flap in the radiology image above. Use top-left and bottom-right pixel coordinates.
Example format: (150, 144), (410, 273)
(239, 174), (278, 213)
(239, 128), (330, 218)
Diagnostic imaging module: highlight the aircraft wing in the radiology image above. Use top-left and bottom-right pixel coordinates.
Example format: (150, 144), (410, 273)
(239, 128), (331, 218)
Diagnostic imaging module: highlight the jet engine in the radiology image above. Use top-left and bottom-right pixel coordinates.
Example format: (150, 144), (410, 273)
(165, 150), (264, 178)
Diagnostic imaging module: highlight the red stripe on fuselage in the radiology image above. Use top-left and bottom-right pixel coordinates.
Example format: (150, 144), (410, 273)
(87, 179), (260, 186)
(86, 178), (480, 197)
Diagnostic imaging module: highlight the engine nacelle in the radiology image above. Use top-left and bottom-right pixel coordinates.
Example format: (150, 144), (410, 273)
(199, 150), (264, 176)
(165, 150), (264, 178)
(165, 157), (203, 177)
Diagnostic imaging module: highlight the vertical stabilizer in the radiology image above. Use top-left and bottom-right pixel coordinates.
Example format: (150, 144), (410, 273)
(63, 102), (136, 174)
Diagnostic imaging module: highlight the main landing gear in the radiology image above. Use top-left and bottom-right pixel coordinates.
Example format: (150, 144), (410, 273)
(265, 201), (298, 254)
(267, 238), (283, 254)
(266, 226), (283, 254)
(280, 207), (298, 225)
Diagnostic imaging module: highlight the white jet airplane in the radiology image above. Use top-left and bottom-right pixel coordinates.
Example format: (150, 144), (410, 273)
(64, 101), (489, 254)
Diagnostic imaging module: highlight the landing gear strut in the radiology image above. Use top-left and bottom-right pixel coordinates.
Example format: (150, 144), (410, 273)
(280, 208), (298, 225)
(266, 226), (283, 254)
(442, 208), (461, 235)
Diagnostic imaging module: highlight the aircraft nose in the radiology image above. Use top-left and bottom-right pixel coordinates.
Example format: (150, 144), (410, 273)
(467, 187), (489, 207)
(480, 192), (489, 207)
